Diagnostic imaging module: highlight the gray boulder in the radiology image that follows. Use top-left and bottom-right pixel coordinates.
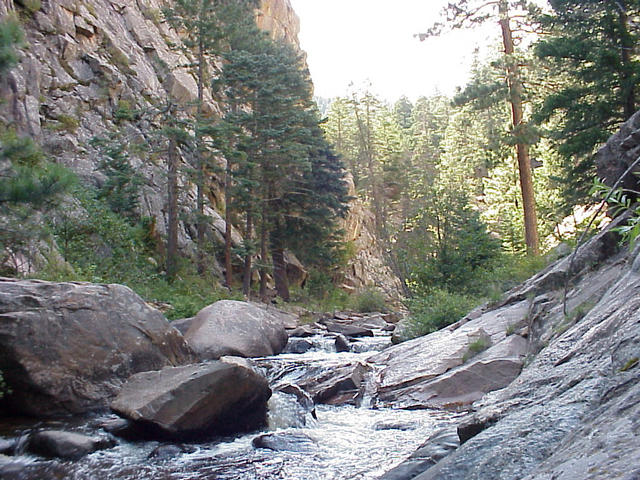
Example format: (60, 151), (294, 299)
(111, 361), (271, 439)
(185, 300), (290, 360)
(27, 430), (116, 460)
(0, 278), (194, 416)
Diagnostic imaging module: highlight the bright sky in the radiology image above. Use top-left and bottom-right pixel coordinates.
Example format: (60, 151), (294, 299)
(288, 0), (499, 103)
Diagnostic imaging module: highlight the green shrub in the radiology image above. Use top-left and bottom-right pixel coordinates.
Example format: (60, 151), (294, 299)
(406, 288), (477, 339)
(462, 337), (491, 363)
(349, 287), (388, 313)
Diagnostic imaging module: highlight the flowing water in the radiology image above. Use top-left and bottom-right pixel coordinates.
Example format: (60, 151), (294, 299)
(0, 328), (457, 480)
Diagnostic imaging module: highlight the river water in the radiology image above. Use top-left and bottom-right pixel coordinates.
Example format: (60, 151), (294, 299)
(0, 329), (457, 480)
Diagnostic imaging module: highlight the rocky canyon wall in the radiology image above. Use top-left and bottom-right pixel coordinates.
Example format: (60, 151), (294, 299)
(0, 0), (403, 297)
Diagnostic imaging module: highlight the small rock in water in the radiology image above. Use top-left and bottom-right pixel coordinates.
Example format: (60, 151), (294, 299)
(252, 432), (317, 452)
(148, 444), (195, 460)
(27, 430), (116, 460)
(284, 338), (314, 354)
(335, 334), (350, 353)
(373, 421), (415, 431)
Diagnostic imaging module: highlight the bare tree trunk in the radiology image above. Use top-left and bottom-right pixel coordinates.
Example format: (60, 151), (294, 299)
(195, 35), (206, 274)
(166, 129), (179, 282)
(259, 201), (268, 301)
(242, 210), (253, 296)
(499, 0), (539, 255)
(616, 0), (636, 119)
(224, 159), (233, 289)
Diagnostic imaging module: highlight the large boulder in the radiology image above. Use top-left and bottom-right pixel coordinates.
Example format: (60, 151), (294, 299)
(184, 300), (291, 360)
(111, 360), (271, 439)
(0, 278), (194, 417)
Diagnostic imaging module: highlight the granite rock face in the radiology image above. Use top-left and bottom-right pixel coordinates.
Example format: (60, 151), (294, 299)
(381, 224), (640, 480)
(0, 278), (194, 416)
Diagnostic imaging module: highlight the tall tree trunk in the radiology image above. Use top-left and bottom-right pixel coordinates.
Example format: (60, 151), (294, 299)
(615, 0), (636, 119)
(259, 200), (268, 301)
(499, 0), (539, 255)
(195, 33), (206, 274)
(224, 157), (233, 289)
(242, 210), (253, 296)
(166, 128), (179, 282)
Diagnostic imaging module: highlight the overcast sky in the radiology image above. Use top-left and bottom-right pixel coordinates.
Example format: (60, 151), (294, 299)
(288, 0), (499, 103)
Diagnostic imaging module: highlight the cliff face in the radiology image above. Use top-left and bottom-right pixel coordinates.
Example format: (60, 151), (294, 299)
(0, 0), (293, 274)
(0, 0), (402, 296)
(257, 0), (300, 47)
(340, 174), (405, 300)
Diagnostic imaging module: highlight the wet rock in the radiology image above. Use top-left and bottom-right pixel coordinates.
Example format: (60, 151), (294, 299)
(148, 443), (195, 460)
(287, 324), (317, 337)
(334, 334), (350, 352)
(0, 279), (194, 416)
(27, 430), (116, 460)
(284, 338), (313, 354)
(252, 432), (317, 452)
(275, 383), (316, 419)
(379, 429), (459, 480)
(111, 361), (271, 439)
(373, 421), (415, 431)
(185, 300), (290, 360)
(322, 321), (374, 338)
(297, 362), (367, 405)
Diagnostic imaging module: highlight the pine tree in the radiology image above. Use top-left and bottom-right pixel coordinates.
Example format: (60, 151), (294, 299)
(162, 0), (257, 275)
(421, 0), (541, 254)
(533, 0), (640, 207)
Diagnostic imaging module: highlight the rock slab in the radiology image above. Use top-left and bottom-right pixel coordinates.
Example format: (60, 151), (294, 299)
(111, 361), (271, 439)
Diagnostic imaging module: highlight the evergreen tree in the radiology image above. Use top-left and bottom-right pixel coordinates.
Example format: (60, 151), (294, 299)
(421, 0), (541, 254)
(533, 0), (640, 207)
(162, 0), (257, 275)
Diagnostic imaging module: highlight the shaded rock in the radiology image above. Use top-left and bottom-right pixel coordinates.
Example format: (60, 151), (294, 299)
(322, 321), (374, 338)
(185, 300), (290, 360)
(171, 317), (194, 335)
(284, 338), (313, 354)
(0, 279), (194, 416)
(275, 383), (316, 420)
(287, 324), (317, 337)
(148, 443), (195, 460)
(252, 431), (316, 452)
(111, 361), (271, 439)
(297, 362), (367, 405)
(284, 250), (308, 288)
(334, 334), (350, 352)
(379, 429), (459, 480)
(27, 430), (115, 460)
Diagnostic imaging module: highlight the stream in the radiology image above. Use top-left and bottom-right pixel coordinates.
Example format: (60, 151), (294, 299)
(0, 327), (458, 480)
